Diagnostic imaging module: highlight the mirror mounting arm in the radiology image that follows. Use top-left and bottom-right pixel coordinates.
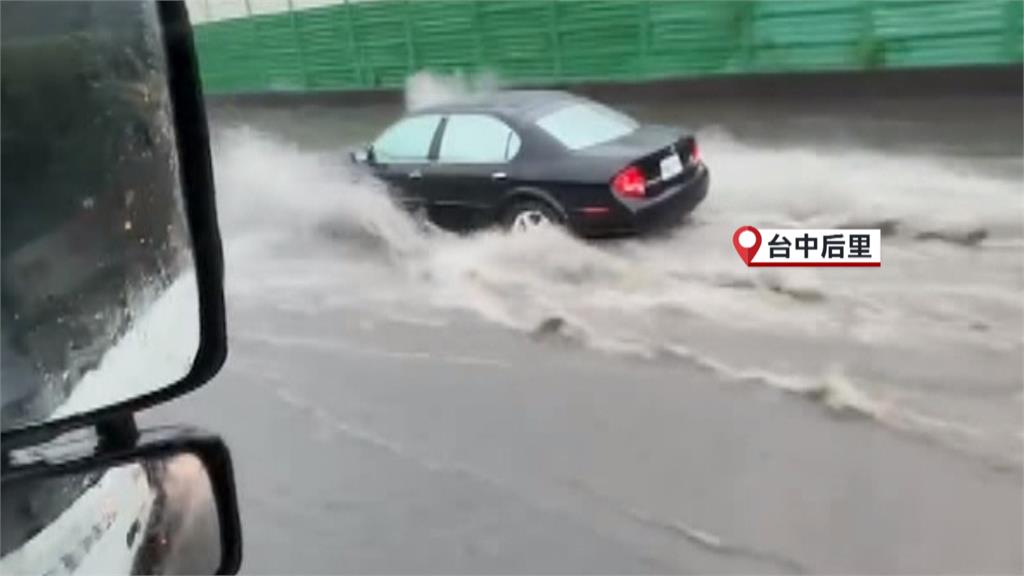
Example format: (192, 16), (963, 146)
(95, 415), (139, 452)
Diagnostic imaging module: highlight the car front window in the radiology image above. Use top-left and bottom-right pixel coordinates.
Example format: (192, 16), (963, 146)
(535, 102), (638, 150)
(372, 114), (442, 163)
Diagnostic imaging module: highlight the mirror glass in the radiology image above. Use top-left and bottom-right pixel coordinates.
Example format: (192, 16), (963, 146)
(0, 2), (200, 432)
(1, 451), (223, 575)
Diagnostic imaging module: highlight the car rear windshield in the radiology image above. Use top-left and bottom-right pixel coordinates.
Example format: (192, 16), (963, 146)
(536, 102), (638, 150)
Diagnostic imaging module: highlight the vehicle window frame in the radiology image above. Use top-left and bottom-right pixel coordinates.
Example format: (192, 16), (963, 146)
(426, 116), (448, 162)
(371, 114), (444, 165)
(435, 113), (522, 164)
(505, 130), (522, 160)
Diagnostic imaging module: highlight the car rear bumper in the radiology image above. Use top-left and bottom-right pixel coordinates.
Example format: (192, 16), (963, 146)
(572, 164), (710, 237)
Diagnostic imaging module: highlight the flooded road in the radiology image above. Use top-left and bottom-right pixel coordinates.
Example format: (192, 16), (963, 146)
(150, 83), (1023, 573)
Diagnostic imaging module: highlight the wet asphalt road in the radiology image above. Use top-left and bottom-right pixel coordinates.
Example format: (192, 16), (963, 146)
(147, 88), (1023, 573)
(154, 305), (1021, 574)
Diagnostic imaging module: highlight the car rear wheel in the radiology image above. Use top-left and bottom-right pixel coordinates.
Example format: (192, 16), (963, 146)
(503, 200), (561, 234)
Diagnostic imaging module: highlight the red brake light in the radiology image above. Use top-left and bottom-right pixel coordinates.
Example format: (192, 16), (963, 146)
(612, 166), (646, 199)
(691, 141), (700, 162)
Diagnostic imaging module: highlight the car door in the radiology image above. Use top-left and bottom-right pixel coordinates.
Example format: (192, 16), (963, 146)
(424, 114), (522, 231)
(369, 114), (443, 212)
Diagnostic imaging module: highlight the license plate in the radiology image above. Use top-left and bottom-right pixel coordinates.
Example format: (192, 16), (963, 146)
(660, 153), (683, 180)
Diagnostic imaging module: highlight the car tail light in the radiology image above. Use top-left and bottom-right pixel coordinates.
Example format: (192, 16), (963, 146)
(690, 141), (700, 163)
(612, 166), (646, 199)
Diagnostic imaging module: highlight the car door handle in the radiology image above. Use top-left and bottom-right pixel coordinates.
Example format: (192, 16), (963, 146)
(491, 172), (507, 181)
(408, 170), (422, 180)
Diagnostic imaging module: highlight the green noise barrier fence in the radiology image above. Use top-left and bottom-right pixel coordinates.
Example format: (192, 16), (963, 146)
(193, 0), (1024, 95)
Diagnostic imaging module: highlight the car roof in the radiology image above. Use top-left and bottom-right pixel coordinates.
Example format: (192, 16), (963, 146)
(412, 90), (584, 121)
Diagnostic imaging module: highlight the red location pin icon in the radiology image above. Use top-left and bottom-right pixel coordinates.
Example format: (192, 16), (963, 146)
(732, 226), (761, 266)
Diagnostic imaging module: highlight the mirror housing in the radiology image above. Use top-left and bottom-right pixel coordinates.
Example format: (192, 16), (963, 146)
(0, 1), (226, 445)
(1, 427), (242, 575)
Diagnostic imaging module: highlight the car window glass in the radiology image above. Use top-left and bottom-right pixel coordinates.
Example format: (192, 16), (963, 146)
(536, 102), (638, 150)
(373, 114), (441, 163)
(439, 114), (518, 163)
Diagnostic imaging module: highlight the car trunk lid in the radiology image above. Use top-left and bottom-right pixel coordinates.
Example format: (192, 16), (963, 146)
(579, 125), (699, 199)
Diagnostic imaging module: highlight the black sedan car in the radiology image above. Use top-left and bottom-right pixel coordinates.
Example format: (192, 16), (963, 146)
(352, 90), (709, 236)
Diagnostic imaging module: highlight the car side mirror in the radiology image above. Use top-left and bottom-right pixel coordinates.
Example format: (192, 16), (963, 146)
(1, 428), (241, 575)
(350, 146), (374, 165)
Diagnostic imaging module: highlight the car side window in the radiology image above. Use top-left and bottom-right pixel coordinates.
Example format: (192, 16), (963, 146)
(373, 114), (442, 163)
(439, 114), (520, 163)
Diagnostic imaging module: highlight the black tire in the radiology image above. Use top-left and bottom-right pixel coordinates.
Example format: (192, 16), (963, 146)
(501, 199), (563, 232)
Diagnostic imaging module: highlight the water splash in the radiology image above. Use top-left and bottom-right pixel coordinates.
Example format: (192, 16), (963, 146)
(404, 70), (502, 112)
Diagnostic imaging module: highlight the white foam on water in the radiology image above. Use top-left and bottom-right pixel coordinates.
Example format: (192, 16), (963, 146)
(697, 127), (1024, 239)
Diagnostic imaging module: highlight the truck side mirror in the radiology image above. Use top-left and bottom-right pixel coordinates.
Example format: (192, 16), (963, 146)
(1, 0), (226, 440)
(2, 2), (241, 573)
(1, 428), (242, 575)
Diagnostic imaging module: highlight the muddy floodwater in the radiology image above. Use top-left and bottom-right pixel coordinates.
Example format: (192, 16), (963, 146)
(151, 82), (1023, 573)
